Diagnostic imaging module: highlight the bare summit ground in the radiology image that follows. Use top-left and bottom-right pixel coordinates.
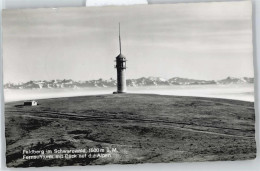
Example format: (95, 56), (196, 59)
(5, 94), (256, 167)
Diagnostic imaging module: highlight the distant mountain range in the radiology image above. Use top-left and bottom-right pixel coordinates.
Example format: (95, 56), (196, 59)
(4, 77), (254, 89)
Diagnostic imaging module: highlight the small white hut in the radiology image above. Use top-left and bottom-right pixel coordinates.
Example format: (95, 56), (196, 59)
(24, 100), (38, 106)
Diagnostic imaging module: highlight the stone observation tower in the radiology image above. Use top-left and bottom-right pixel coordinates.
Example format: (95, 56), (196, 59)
(114, 23), (127, 93)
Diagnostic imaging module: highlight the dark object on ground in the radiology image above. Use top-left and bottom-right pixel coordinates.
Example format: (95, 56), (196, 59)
(23, 100), (38, 106)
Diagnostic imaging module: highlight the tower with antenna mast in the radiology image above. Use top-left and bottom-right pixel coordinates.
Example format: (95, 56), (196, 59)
(114, 23), (127, 94)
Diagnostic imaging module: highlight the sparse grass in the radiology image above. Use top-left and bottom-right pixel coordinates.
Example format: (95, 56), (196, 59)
(5, 94), (256, 167)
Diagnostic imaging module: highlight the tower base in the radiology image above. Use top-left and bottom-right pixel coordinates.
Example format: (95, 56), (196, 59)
(113, 91), (127, 94)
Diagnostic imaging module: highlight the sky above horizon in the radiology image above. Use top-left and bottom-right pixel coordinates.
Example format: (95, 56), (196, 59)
(3, 1), (254, 83)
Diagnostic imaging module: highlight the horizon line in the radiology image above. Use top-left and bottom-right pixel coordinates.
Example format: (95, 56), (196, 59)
(3, 76), (254, 84)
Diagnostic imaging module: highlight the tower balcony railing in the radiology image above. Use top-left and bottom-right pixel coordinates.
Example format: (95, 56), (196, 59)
(115, 65), (127, 69)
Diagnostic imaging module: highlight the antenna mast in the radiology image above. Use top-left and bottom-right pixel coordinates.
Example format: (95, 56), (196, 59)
(119, 23), (121, 54)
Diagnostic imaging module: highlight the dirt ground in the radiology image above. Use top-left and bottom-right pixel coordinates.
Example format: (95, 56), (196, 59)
(5, 94), (256, 167)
